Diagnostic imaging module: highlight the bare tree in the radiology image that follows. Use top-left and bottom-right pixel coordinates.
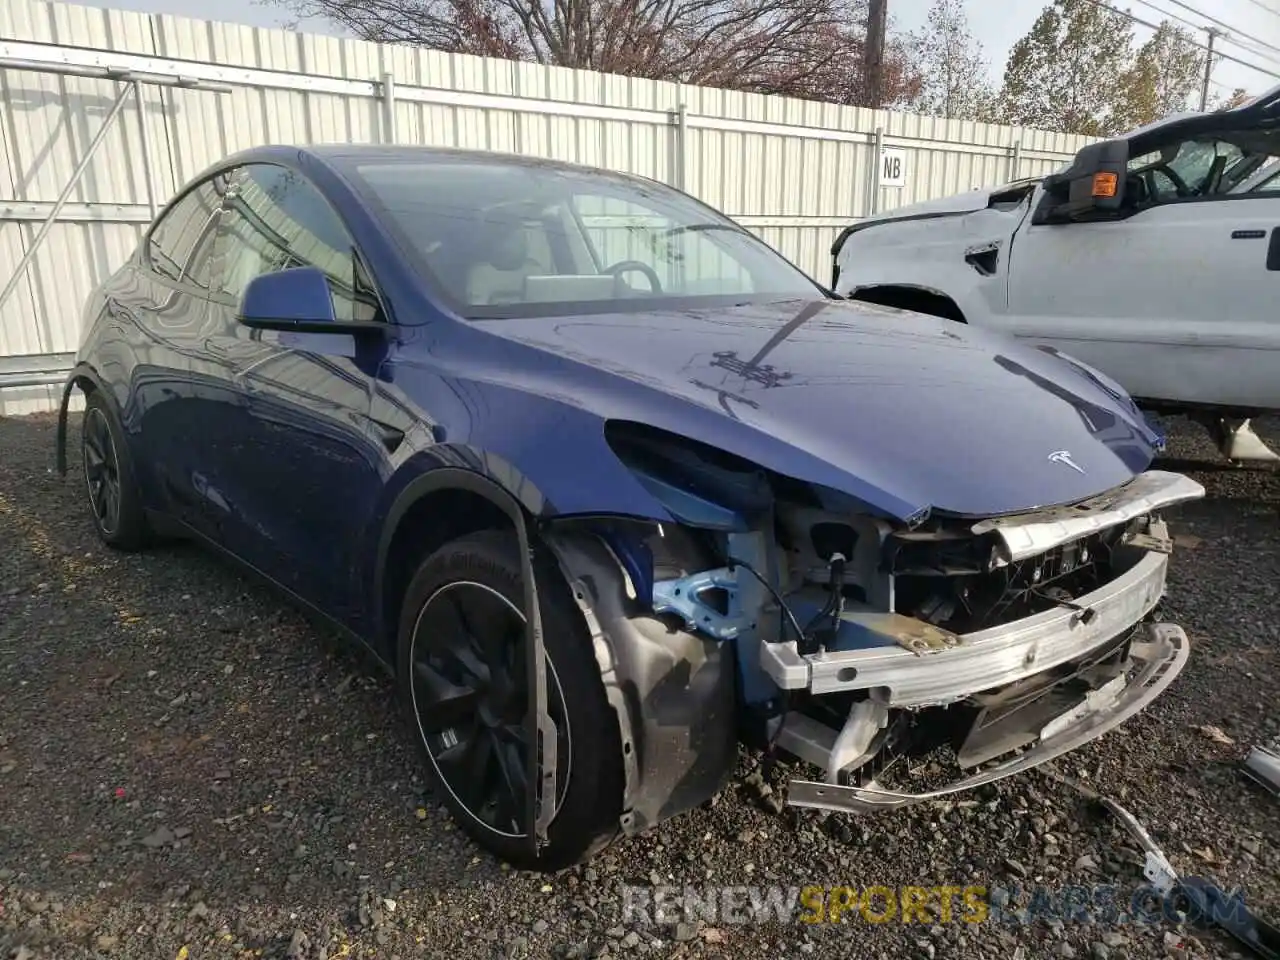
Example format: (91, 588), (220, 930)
(906, 0), (993, 121)
(270, 0), (922, 105)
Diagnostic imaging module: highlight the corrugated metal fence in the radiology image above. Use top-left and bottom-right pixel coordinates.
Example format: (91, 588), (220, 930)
(0, 0), (1095, 414)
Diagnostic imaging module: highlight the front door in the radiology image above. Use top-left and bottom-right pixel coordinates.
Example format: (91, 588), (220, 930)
(204, 163), (394, 631)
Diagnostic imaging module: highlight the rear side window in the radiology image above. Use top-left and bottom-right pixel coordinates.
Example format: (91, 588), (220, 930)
(215, 164), (380, 322)
(146, 179), (221, 289)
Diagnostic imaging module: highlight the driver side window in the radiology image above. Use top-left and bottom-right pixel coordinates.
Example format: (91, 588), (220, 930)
(1127, 138), (1247, 205)
(213, 164), (381, 322)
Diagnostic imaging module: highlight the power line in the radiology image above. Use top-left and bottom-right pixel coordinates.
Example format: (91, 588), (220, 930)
(1236, 0), (1280, 23)
(1079, 0), (1280, 79)
(1153, 0), (1277, 42)
(1229, 34), (1280, 66)
(1133, 0), (1280, 60)
(1130, 0), (1215, 34)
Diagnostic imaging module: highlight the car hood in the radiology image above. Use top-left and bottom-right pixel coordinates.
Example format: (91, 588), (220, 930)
(850, 178), (1043, 230)
(468, 297), (1161, 520)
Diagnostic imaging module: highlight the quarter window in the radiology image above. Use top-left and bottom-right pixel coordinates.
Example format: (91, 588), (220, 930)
(215, 164), (380, 322)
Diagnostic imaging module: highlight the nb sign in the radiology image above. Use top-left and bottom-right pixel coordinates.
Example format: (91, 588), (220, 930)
(880, 148), (907, 187)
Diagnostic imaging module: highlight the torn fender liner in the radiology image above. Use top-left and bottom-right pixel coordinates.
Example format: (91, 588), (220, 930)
(55, 372), (81, 476)
(785, 622), (1188, 813)
(543, 530), (738, 835)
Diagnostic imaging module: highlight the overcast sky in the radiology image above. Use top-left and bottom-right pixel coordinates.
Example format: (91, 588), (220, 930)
(72, 0), (1280, 99)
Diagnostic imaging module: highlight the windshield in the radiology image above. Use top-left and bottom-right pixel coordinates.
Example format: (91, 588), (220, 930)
(344, 156), (821, 318)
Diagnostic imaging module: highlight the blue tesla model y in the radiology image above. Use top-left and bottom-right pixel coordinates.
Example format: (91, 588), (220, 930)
(58, 145), (1202, 870)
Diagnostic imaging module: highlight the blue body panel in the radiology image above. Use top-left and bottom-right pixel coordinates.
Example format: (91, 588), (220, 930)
(69, 144), (1162, 662)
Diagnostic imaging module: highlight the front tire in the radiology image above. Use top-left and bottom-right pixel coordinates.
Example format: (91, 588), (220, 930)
(396, 530), (624, 870)
(81, 390), (151, 551)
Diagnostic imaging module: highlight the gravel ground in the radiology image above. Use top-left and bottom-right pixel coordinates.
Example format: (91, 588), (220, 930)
(1, 410), (1277, 960)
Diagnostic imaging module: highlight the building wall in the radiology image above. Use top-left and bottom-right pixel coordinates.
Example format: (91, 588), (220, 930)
(0, 0), (1095, 413)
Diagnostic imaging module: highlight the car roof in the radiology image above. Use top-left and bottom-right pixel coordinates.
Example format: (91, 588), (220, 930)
(227, 143), (647, 181)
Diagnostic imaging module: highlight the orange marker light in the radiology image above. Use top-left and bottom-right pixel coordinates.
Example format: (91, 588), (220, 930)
(1092, 172), (1119, 198)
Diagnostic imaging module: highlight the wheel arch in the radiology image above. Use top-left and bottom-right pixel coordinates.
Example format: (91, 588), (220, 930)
(55, 363), (112, 477)
(372, 466), (535, 659)
(848, 284), (968, 323)
(372, 466), (739, 841)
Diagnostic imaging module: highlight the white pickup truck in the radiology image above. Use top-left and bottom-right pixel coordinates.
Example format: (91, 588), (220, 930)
(832, 85), (1280, 461)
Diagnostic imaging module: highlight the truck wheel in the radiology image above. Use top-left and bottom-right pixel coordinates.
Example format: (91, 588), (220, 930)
(851, 287), (965, 324)
(395, 530), (624, 870)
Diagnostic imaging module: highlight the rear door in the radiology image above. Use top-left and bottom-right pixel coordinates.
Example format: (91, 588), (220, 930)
(203, 163), (395, 630)
(112, 171), (238, 524)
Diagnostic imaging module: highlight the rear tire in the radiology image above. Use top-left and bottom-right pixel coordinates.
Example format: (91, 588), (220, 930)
(396, 529), (624, 870)
(80, 390), (151, 551)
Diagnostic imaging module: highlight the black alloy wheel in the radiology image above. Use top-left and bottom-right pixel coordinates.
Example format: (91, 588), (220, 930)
(80, 390), (151, 551)
(396, 530), (625, 870)
(82, 403), (122, 538)
(408, 579), (572, 838)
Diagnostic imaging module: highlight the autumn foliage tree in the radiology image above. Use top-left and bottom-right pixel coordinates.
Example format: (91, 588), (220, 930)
(997, 0), (1226, 136)
(997, 0), (1135, 135)
(1107, 22), (1205, 131)
(274, 0), (922, 106)
(1212, 87), (1254, 110)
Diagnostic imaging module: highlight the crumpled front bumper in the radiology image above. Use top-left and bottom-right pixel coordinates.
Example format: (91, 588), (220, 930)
(760, 545), (1172, 708)
(785, 621), (1188, 814)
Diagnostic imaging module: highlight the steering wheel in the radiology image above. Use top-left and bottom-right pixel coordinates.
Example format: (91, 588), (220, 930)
(603, 259), (663, 293)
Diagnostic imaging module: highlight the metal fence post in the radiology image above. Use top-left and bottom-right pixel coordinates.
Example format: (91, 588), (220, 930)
(0, 81), (135, 317)
(133, 79), (157, 218)
(381, 71), (397, 144)
(669, 100), (688, 191)
(1009, 140), (1022, 182)
(866, 126), (884, 217)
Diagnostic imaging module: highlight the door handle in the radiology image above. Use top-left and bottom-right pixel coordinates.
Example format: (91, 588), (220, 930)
(1267, 228), (1280, 271)
(105, 298), (140, 323)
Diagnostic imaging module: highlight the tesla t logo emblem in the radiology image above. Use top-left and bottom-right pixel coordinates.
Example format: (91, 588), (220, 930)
(1048, 450), (1086, 474)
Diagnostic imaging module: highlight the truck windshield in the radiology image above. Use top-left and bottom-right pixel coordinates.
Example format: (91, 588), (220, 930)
(346, 156), (822, 319)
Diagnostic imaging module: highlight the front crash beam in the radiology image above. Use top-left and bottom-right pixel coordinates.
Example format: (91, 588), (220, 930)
(786, 622), (1187, 814)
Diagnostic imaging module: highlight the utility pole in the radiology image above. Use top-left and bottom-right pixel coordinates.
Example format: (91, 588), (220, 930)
(1200, 27), (1221, 111)
(864, 0), (888, 109)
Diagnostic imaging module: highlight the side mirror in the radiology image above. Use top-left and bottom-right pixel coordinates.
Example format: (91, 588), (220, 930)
(1032, 139), (1130, 225)
(238, 267), (385, 335)
(239, 266), (336, 329)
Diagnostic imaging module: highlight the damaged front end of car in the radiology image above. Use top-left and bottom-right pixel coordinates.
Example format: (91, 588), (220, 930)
(541, 420), (1205, 832)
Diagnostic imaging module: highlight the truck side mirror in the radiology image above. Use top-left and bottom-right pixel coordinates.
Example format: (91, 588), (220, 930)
(1032, 139), (1130, 225)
